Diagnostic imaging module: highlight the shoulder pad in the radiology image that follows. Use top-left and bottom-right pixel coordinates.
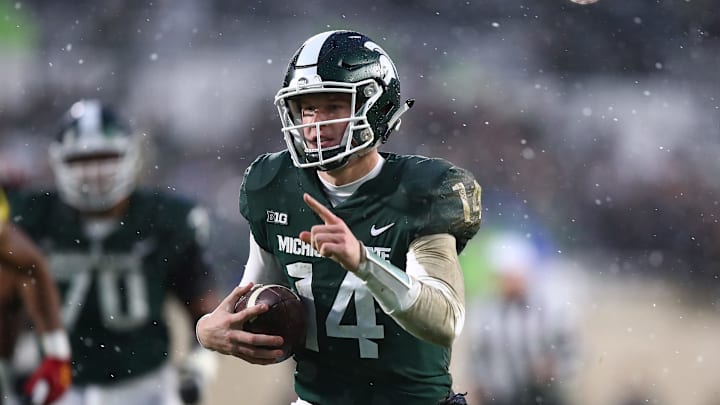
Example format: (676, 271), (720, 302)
(395, 155), (455, 200)
(239, 151), (294, 248)
(241, 151), (294, 192)
(5, 190), (62, 227)
(398, 157), (482, 252)
(132, 190), (203, 237)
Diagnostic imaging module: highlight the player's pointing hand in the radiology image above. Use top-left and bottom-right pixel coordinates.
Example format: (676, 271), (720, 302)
(299, 193), (362, 272)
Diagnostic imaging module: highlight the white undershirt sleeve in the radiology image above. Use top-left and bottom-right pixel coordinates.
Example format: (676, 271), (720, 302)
(240, 233), (287, 286)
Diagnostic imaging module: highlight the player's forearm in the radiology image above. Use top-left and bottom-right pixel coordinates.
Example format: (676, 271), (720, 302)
(6, 224), (64, 332)
(355, 234), (465, 347)
(391, 279), (463, 347)
(19, 268), (64, 332)
(18, 283), (71, 360)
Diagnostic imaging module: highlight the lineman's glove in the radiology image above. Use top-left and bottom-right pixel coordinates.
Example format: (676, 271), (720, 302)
(23, 331), (72, 405)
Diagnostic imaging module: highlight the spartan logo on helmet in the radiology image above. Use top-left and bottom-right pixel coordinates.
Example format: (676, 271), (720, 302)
(363, 41), (398, 86)
(275, 30), (414, 171)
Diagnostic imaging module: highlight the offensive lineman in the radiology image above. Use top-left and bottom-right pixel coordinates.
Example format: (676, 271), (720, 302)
(5, 100), (220, 405)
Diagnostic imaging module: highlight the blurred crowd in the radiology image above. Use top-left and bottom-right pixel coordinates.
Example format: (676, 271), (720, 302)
(2, 1), (720, 404)
(2, 0), (718, 290)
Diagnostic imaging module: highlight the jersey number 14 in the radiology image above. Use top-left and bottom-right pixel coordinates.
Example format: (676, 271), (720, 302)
(286, 262), (384, 359)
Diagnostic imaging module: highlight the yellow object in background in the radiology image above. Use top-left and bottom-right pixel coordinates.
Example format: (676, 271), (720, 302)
(0, 187), (9, 228)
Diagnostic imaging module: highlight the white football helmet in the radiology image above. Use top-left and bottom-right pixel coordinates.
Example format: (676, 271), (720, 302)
(49, 99), (142, 212)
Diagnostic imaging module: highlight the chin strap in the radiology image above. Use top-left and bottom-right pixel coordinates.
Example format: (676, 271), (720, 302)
(385, 99), (415, 138)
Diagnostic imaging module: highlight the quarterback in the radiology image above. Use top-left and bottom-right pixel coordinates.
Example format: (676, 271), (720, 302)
(196, 30), (481, 405)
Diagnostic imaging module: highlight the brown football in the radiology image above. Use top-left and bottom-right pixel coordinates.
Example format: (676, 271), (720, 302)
(234, 284), (307, 362)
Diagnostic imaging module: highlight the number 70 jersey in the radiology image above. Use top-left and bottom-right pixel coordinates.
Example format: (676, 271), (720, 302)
(8, 190), (212, 386)
(240, 151), (481, 404)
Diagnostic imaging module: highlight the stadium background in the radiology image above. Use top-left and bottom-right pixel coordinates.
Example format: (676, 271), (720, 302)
(1, 1), (719, 404)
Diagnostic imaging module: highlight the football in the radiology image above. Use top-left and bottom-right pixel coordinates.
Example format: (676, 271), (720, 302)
(234, 284), (307, 362)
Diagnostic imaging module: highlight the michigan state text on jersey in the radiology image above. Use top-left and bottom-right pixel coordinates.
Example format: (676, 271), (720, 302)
(240, 151), (481, 404)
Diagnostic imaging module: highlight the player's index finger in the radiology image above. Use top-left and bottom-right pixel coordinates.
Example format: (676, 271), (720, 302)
(303, 193), (336, 223)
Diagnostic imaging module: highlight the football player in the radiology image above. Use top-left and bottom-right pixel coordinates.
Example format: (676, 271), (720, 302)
(0, 187), (71, 405)
(5, 100), (220, 405)
(196, 30), (481, 404)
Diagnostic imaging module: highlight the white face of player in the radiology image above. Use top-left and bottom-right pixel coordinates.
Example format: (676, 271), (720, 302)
(297, 93), (353, 151)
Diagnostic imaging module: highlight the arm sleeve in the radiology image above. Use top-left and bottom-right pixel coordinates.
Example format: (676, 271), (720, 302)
(240, 232), (287, 287)
(356, 233), (465, 348)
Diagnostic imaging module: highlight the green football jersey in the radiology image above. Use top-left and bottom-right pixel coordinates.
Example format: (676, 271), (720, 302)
(240, 151), (481, 405)
(8, 190), (213, 385)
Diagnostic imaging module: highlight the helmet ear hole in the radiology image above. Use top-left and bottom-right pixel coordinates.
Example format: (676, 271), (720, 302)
(379, 103), (394, 119)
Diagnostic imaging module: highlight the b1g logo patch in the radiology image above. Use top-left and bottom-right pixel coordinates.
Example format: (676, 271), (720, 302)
(266, 210), (288, 225)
